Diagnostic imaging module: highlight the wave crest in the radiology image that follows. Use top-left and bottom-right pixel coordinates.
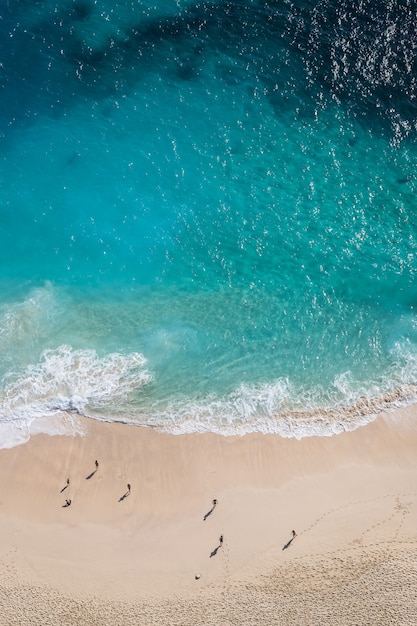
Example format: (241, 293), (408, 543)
(0, 344), (151, 422)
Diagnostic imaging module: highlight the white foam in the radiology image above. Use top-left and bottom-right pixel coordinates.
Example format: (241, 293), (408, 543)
(145, 378), (417, 439)
(1, 331), (417, 446)
(0, 344), (152, 449)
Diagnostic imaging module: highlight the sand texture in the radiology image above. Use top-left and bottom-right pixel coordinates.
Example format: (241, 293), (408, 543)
(0, 407), (416, 625)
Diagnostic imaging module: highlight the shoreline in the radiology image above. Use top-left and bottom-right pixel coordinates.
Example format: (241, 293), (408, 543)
(0, 406), (416, 624)
(3, 384), (417, 449)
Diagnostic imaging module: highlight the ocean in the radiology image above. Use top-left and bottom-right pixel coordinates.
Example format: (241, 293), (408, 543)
(1, 0), (417, 447)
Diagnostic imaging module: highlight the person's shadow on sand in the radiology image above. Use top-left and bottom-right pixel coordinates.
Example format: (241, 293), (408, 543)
(282, 531), (297, 550)
(118, 485), (131, 502)
(60, 480), (69, 493)
(210, 545), (220, 558)
(282, 538), (294, 550)
(210, 535), (223, 557)
(203, 499), (218, 521)
(86, 461), (99, 480)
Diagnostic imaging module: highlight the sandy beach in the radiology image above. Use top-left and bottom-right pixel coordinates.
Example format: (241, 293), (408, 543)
(0, 407), (416, 625)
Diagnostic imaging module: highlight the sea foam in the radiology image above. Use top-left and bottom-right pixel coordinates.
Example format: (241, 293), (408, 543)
(0, 344), (151, 448)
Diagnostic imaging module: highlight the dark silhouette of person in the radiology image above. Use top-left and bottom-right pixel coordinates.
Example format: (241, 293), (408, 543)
(95, 460), (99, 469)
(67, 478), (70, 486)
(212, 499), (217, 507)
(63, 499), (72, 507)
(292, 530), (297, 538)
(219, 534), (223, 546)
(127, 484), (131, 493)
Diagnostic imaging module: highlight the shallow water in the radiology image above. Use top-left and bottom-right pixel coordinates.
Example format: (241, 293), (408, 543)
(1, 0), (417, 446)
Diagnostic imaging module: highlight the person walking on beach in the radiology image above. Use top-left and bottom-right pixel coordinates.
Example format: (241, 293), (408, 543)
(204, 498), (218, 521)
(95, 460), (99, 469)
(292, 530), (297, 538)
(60, 478), (70, 493)
(127, 483), (131, 493)
(219, 534), (223, 547)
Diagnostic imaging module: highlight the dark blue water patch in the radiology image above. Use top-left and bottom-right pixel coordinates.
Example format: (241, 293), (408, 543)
(2, 1), (416, 146)
(0, 1), (87, 136)
(67, 5), (225, 92)
(286, 0), (417, 142)
(69, 2), (299, 102)
(0, 1), (291, 121)
(66, 0), (417, 145)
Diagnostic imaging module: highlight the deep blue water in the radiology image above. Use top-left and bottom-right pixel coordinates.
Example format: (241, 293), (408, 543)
(1, 0), (417, 446)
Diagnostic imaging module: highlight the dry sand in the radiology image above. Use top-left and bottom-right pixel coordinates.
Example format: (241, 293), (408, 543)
(0, 406), (416, 625)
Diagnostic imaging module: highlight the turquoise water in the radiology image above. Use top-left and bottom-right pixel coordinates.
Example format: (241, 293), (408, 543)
(1, 0), (417, 446)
